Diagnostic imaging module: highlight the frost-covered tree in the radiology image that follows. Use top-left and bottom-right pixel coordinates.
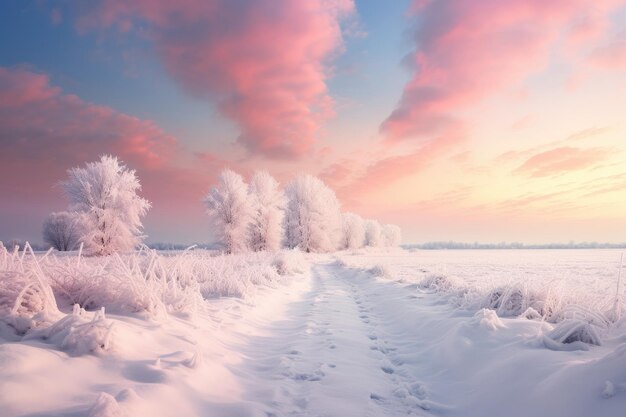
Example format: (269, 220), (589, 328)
(42, 211), (82, 251)
(364, 219), (382, 247)
(203, 169), (252, 254)
(382, 224), (402, 247)
(248, 171), (286, 252)
(341, 212), (365, 250)
(62, 155), (151, 256)
(285, 175), (342, 253)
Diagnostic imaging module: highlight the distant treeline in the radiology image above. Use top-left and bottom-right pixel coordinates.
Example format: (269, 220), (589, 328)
(404, 241), (626, 250)
(146, 242), (219, 251)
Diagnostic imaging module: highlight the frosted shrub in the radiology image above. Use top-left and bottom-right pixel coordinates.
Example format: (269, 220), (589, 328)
(544, 319), (602, 350)
(364, 220), (382, 247)
(370, 264), (393, 279)
(62, 155), (151, 256)
(341, 213), (365, 250)
(419, 274), (460, 293)
(0, 271), (52, 334)
(42, 211), (82, 251)
(382, 224), (402, 247)
(24, 305), (114, 356)
(285, 175), (342, 253)
(248, 171), (286, 252)
(2, 244), (308, 332)
(204, 170), (252, 254)
(0, 244), (60, 336)
(45, 249), (206, 318)
(482, 284), (546, 317)
(272, 249), (308, 276)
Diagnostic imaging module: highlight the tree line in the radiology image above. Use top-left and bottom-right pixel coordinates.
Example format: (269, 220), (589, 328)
(43, 155), (401, 255)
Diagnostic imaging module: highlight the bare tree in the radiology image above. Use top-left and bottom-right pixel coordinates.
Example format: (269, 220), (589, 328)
(42, 211), (82, 251)
(62, 155), (151, 256)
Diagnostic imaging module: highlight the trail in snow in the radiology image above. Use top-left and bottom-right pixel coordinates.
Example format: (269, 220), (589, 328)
(3, 251), (626, 417)
(224, 257), (626, 417)
(230, 261), (437, 416)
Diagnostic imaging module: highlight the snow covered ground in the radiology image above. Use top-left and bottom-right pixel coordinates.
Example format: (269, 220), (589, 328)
(1, 247), (626, 416)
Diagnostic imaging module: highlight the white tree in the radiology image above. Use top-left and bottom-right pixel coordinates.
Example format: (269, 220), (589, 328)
(42, 211), (82, 251)
(248, 171), (286, 252)
(364, 219), (382, 247)
(203, 169), (252, 254)
(62, 155), (151, 256)
(382, 224), (402, 247)
(285, 175), (342, 253)
(341, 212), (365, 250)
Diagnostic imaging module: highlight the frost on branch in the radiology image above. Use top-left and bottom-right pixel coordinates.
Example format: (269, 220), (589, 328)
(203, 169), (252, 254)
(248, 171), (286, 252)
(61, 155), (151, 256)
(285, 175), (342, 253)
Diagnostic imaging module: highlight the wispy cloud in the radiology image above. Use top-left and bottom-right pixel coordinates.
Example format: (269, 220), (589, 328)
(381, 0), (622, 143)
(513, 146), (611, 177)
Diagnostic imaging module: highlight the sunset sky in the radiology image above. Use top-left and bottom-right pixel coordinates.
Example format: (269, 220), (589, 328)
(1, 0), (626, 244)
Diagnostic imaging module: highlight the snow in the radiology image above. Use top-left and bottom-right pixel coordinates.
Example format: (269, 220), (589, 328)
(1, 247), (626, 416)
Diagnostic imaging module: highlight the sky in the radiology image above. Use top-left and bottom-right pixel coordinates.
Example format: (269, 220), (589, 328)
(1, 0), (626, 245)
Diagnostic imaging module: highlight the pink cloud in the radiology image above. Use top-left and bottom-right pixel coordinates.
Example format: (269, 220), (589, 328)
(589, 33), (626, 69)
(513, 146), (611, 177)
(0, 66), (226, 204)
(76, 0), (355, 158)
(381, 0), (623, 142)
(0, 67), (176, 181)
(322, 127), (465, 208)
(0, 66), (229, 241)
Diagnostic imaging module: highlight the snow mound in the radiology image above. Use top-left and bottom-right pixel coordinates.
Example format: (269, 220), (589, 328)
(26, 305), (114, 356)
(88, 392), (123, 417)
(472, 308), (505, 330)
(544, 318), (602, 350)
(520, 307), (543, 320)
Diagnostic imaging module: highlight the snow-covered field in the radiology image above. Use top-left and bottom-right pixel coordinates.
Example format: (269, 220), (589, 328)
(1, 247), (625, 416)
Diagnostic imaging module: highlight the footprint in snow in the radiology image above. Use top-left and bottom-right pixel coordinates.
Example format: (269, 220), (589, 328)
(381, 365), (395, 374)
(370, 393), (386, 403)
(292, 370), (325, 382)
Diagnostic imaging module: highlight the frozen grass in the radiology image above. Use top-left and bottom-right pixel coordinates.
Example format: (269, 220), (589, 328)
(339, 248), (626, 346)
(0, 241), (309, 350)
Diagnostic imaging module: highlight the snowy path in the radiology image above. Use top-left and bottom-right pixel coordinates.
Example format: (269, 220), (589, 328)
(3, 252), (626, 417)
(229, 261), (436, 417)
(225, 258), (626, 417)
